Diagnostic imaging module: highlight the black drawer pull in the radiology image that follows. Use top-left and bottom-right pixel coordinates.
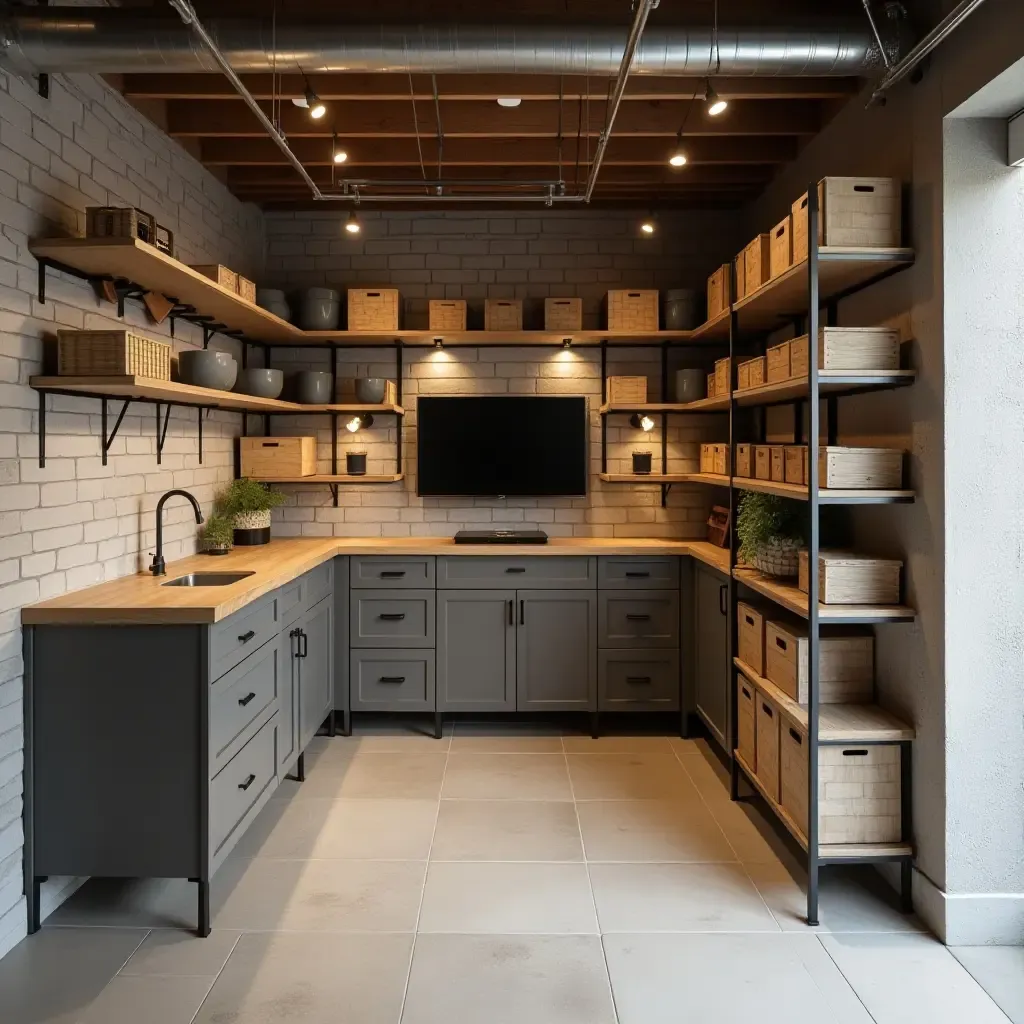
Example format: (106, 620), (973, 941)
(379, 676), (406, 684)
(789, 727), (802, 743)
(624, 571), (650, 578)
(238, 630), (256, 644)
(842, 749), (869, 757)
(508, 599), (513, 626)
(505, 567), (527, 574)
(378, 613), (406, 621)
(626, 613), (651, 622)
(519, 599), (525, 625)
(626, 676), (652, 685)
(761, 703), (774, 718)
(238, 691), (256, 707)
(238, 773), (256, 791)
(380, 570), (406, 578)
(719, 584), (727, 616)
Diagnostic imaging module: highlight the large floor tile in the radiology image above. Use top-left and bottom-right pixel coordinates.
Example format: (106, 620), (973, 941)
(952, 946), (1024, 1024)
(418, 861), (597, 934)
(213, 857), (425, 932)
(604, 932), (874, 1024)
(441, 753), (572, 800)
(672, 739), (734, 803)
(401, 934), (616, 1024)
(450, 728), (565, 753)
(430, 800), (583, 861)
(293, 752), (448, 800)
(820, 932), (1012, 1024)
(235, 797), (439, 860)
(118, 928), (240, 976)
(703, 793), (795, 863)
(0, 927), (147, 1024)
(576, 799), (736, 862)
(339, 724), (453, 752)
(78, 974), (215, 1024)
(195, 931), (413, 1024)
(563, 735), (673, 753)
(565, 752), (701, 800)
(589, 861), (779, 932)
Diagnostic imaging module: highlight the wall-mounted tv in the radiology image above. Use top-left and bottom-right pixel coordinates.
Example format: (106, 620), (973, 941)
(416, 396), (588, 497)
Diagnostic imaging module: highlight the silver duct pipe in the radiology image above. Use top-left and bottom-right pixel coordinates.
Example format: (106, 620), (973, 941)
(0, 9), (898, 77)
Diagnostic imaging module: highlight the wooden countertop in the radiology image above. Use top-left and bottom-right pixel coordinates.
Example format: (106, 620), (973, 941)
(22, 536), (728, 625)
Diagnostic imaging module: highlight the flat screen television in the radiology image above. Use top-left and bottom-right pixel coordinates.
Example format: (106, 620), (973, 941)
(416, 396), (588, 497)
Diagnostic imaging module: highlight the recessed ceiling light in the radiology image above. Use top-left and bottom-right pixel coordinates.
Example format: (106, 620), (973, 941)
(497, 98), (522, 108)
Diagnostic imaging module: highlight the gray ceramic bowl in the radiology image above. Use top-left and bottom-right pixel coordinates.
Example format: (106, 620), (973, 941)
(355, 377), (386, 403)
(298, 288), (341, 331)
(235, 368), (284, 399)
(179, 349), (237, 391)
(295, 370), (334, 404)
(256, 288), (291, 322)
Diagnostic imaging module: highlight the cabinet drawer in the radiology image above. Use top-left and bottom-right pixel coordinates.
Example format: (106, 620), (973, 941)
(350, 650), (435, 711)
(598, 650), (679, 710)
(438, 555), (596, 590)
(598, 591), (679, 648)
(737, 676), (757, 771)
(598, 556), (679, 590)
(210, 595), (278, 681)
(210, 637), (280, 774)
(278, 560), (334, 629)
(350, 555), (435, 589)
(210, 714), (277, 859)
(350, 590), (435, 648)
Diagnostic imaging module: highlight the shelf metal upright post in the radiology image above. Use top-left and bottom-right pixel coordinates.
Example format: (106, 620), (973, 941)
(728, 259), (741, 801)
(806, 183), (822, 927)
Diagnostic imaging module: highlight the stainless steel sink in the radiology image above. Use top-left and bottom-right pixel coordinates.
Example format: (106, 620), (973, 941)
(162, 572), (256, 587)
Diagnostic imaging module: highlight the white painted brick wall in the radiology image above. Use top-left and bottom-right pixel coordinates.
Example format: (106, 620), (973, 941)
(0, 69), (264, 959)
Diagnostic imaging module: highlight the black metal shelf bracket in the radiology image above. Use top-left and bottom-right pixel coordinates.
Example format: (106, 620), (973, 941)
(600, 341), (608, 474)
(155, 402), (172, 465)
(37, 391), (46, 468)
(329, 483), (340, 505)
(101, 399), (131, 466)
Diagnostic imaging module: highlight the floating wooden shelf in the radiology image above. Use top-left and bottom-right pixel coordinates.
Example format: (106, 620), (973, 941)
(262, 474), (404, 485)
(306, 329), (698, 347)
(689, 308), (731, 342)
(599, 473), (697, 484)
(730, 476), (914, 504)
(733, 567), (916, 623)
(734, 658), (915, 742)
(684, 472), (732, 488)
(598, 397), (729, 414)
(733, 370), (916, 407)
(685, 541), (731, 576)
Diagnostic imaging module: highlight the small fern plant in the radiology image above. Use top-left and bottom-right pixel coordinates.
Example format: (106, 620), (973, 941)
(736, 492), (805, 564)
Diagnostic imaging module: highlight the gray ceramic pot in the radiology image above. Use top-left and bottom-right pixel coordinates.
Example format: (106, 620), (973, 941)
(298, 288), (341, 331)
(235, 368), (284, 399)
(663, 289), (700, 330)
(674, 368), (706, 403)
(295, 370), (334, 404)
(179, 349), (238, 391)
(256, 288), (291, 322)
(355, 378), (386, 403)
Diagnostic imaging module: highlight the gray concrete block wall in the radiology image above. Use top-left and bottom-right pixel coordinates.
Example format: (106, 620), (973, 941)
(0, 69), (265, 958)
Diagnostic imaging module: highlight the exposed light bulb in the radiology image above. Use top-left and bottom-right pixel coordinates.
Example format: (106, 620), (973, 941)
(640, 221), (655, 235)
(333, 149), (348, 164)
(305, 86), (326, 120)
(345, 210), (361, 234)
(640, 415), (656, 432)
(346, 416), (362, 433)
(669, 151), (687, 167)
(705, 82), (728, 117)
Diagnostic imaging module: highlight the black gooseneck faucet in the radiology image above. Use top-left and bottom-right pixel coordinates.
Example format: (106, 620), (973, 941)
(150, 489), (204, 576)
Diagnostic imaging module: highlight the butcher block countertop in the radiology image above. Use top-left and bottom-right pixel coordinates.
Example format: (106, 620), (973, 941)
(21, 536), (730, 626)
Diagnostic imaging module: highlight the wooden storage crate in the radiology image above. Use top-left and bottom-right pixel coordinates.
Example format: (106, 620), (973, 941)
(818, 447), (904, 490)
(349, 289), (400, 331)
(714, 357), (732, 397)
(790, 327), (900, 377)
(191, 264), (237, 292)
(713, 443), (731, 477)
(770, 446), (786, 483)
(485, 298), (523, 331)
(755, 691), (781, 802)
(769, 215), (793, 279)
(86, 205), (174, 255)
(429, 299), (467, 331)
(706, 265), (733, 320)
(734, 248), (749, 301)
(545, 297), (583, 331)
(735, 443), (753, 478)
(607, 376), (647, 404)
(792, 177), (902, 254)
(737, 677), (757, 770)
(798, 550), (903, 605)
(766, 341), (792, 383)
(738, 601), (767, 675)
(706, 372), (717, 399)
(780, 722), (902, 844)
(240, 436), (317, 478)
(754, 445), (771, 480)
(764, 620), (874, 703)
(743, 233), (771, 296)
(784, 445), (806, 485)
(56, 329), (171, 380)
(707, 505), (730, 548)
(235, 276), (256, 304)
(737, 356), (765, 391)
(607, 290), (658, 332)
(700, 443), (716, 474)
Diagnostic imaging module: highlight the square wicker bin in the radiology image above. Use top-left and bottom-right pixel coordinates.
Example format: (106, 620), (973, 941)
(428, 299), (467, 331)
(56, 329), (171, 380)
(349, 289), (400, 331)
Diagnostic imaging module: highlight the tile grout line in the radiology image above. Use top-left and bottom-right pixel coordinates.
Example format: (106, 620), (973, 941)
(187, 931), (244, 1024)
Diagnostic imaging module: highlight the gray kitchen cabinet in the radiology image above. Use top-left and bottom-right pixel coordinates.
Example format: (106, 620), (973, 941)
(350, 649), (435, 710)
(694, 563), (729, 750)
(598, 590), (680, 649)
(437, 590), (516, 711)
(516, 590), (597, 711)
(437, 555), (597, 590)
(350, 589), (436, 648)
(278, 626), (299, 774)
(297, 594), (334, 751)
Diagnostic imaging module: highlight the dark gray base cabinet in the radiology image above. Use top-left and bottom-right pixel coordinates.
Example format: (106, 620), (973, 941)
(598, 650), (681, 711)
(350, 649), (436, 711)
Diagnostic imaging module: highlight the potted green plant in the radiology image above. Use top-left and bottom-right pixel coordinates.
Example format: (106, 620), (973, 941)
(201, 514), (234, 556)
(217, 478), (287, 546)
(736, 492), (805, 578)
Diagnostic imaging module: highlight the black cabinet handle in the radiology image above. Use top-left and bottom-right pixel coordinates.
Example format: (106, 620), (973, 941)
(719, 584), (727, 616)
(380, 571), (406, 578)
(626, 613), (651, 622)
(238, 630), (256, 644)
(625, 571), (650, 578)
(505, 566), (526, 574)
(238, 773), (256, 791)
(842, 749), (869, 757)
(238, 691), (256, 707)
(519, 599), (525, 625)
(379, 613), (406, 621)
(626, 676), (652, 685)
(508, 599), (513, 626)
(379, 676), (406, 684)
(298, 631), (308, 658)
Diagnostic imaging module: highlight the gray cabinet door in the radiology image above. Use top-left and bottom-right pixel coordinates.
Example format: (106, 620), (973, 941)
(437, 590), (516, 712)
(279, 626), (300, 773)
(694, 565), (729, 749)
(516, 590), (597, 711)
(298, 595), (333, 750)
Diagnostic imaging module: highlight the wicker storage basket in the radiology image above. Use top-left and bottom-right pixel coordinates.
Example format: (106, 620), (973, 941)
(191, 264), (238, 292)
(428, 299), (467, 331)
(86, 206), (174, 255)
(607, 376), (647, 404)
(240, 436), (317, 478)
(236, 276), (256, 304)
(544, 297), (583, 331)
(607, 290), (659, 331)
(753, 537), (801, 579)
(484, 298), (523, 331)
(769, 216), (793, 279)
(56, 329), (171, 380)
(347, 289), (400, 331)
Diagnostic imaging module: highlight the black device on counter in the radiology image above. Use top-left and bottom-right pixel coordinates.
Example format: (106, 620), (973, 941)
(454, 530), (549, 544)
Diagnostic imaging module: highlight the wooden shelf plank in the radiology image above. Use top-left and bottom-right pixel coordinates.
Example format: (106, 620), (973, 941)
(305, 329), (698, 347)
(599, 473), (697, 484)
(262, 474), (404, 484)
(689, 308), (731, 342)
(734, 657), (915, 741)
(730, 476), (914, 504)
(685, 472), (733, 488)
(733, 567), (916, 623)
(686, 541), (731, 576)
(599, 397), (729, 414)
(30, 376), (404, 415)
(733, 370), (916, 407)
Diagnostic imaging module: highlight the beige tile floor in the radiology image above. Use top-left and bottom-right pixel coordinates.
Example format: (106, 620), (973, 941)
(1, 720), (1019, 1024)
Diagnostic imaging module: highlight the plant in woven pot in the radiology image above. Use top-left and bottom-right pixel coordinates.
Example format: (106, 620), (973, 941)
(736, 492), (805, 578)
(218, 478), (287, 546)
(201, 514), (234, 555)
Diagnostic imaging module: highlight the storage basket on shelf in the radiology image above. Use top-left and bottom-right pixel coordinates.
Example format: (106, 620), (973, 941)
(742, 233), (771, 296)
(190, 264), (238, 292)
(784, 446), (807, 485)
(789, 326), (901, 376)
(816, 447), (904, 489)
(606, 290), (659, 331)
(235, 276), (257, 304)
(607, 376), (647, 405)
(714, 357), (732, 397)
(737, 677), (757, 771)
(240, 437), (317, 479)
(699, 444), (715, 474)
(348, 289), (400, 331)
(735, 443), (753, 478)
(484, 298), (523, 331)
(769, 215), (792, 279)
(766, 341), (792, 383)
(56, 329), (171, 381)
(792, 177), (901, 255)
(798, 549), (902, 605)
(755, 691), (781, 801)
(764, 620), (874, 703)
(544, 298), (583, 331)
(737, 600), (768, 675)
(428, 299), (467, 331)
(706, 265), (732, 320)
(737, 357), (765, 391)
(754, 445), (771, 480)
(86, 206), (174, 256)
(753, 537), (801, 579)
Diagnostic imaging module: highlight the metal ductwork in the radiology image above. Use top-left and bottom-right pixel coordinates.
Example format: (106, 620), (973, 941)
(0, 8), (902, 78)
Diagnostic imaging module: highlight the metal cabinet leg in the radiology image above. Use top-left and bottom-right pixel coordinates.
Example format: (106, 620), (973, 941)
(328, 710), (337, 738)
(900, 859), (914, 914)
(27, 877), (42, 934)
(341, 709), (352, 737)
(196, 879), (210, 938)
(434, 711), (443, 740)
(295, 751), (305, 782)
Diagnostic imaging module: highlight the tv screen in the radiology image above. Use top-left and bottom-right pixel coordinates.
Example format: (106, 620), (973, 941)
(417, 396), (588, 497)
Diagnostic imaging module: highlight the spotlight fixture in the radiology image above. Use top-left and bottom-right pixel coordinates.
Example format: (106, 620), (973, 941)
(705, 80), (728, 117)
(434, 338), (444, 349)
(333, 148), (348, 165)
(668, 149), (687, 168)
(630, 414), (656, 432)
(306, 86), (327, 120)
(345, 210), (361, 234)
(345, 414), (374, 433)
(497, 97), (522, 108)
(562, 338), (572, 349)
(640, 220), (655, 235)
